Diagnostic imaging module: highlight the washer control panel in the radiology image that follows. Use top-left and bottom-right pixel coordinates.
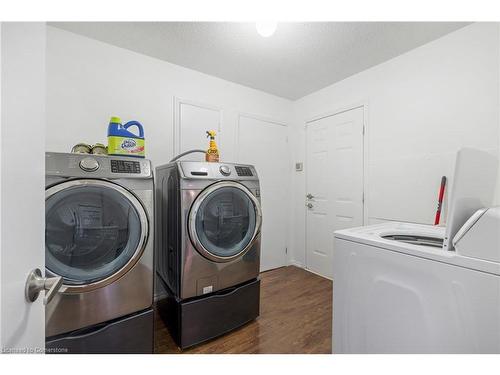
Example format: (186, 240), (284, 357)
(235, 166), (253, 177)
(219, 165), (231, 176)
(45, 152), (152, 178)
(79, 157), (100, 172)
(179, 162), (257, 180)
(111, 159), (141, 174)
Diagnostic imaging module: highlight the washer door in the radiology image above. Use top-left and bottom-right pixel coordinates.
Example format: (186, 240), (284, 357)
(45, 179), (148, 293)
(188, 181), (262, 262)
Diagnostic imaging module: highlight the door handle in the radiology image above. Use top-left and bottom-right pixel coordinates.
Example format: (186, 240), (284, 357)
(306, 203), (313, 209)
(306, 193), (314, 199)
(25, 268), (63, 305)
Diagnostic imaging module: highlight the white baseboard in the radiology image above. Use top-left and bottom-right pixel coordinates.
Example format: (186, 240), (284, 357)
(288, 259), (305, 268)
(303, 267), (333, 281)
(288, 260), (333, 281)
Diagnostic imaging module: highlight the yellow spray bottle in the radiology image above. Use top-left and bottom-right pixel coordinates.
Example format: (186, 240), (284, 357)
(205, 130), (220, 162)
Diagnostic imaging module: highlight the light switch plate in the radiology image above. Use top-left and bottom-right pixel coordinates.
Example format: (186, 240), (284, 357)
(295, 162), (303, 171)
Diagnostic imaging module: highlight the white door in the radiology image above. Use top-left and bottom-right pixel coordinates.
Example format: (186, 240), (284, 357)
(305, 107), (364, 278)
(237, 115), (289, 271)
(175, 99), (221, 161)
(0, 23), (48, 353)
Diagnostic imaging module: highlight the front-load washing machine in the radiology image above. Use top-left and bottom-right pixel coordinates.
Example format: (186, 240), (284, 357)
(44, 152), (154, 353)
(155, 161), (262, 348)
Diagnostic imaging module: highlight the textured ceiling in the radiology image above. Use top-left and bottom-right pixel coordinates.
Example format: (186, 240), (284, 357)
(49, 22), (469, 100)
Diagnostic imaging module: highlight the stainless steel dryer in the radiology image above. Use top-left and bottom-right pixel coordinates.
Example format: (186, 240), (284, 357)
(155, 161), (262, 348)
(44, 152), (154, 353)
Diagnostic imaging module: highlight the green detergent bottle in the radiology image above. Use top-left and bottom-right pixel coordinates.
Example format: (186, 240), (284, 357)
(107, 116), (145, 158)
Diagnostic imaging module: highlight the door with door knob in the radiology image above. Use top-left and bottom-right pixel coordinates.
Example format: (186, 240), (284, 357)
(0, 23), (47, 352)
(25, 269), (63, 305)
(305, 106), (364, 279)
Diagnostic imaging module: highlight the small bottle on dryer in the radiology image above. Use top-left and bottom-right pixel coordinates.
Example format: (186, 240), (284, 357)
(205, 130), (220, 162)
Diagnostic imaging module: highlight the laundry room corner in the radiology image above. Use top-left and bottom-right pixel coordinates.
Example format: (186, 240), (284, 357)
(288, 22), (500, 276)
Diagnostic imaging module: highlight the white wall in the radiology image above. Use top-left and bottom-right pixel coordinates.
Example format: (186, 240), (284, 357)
(46, 26), (293, 167)
(289, 23), (500, 267)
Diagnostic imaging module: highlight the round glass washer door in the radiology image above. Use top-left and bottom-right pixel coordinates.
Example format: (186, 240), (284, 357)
(188, 181), (262, 262)
(45, 179), (148, 293)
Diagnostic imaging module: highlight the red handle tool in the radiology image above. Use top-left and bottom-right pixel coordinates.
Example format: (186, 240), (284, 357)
(434, 176), (447, 225)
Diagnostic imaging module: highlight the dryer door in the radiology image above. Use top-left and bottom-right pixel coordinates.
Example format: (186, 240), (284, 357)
(188, 181), (262, 262)
(45, 179), (149, 293)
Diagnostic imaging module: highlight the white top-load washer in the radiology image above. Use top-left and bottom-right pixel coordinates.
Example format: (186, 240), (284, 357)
(333, 148), (500, 353)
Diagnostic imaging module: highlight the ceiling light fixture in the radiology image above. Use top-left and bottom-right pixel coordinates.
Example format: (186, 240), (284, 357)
(256, 22), (277, 38)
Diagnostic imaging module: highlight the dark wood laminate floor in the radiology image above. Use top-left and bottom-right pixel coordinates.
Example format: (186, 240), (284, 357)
(154, 266), (332, 354)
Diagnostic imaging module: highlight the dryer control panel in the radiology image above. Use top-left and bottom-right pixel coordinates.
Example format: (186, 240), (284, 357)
(110, 159), (142, 174)
(178, 161), (258, 180)
(235, 166), (253, 177)
(45, 152), (152, 179)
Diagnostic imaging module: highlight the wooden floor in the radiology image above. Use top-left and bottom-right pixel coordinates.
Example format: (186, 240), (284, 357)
(154, 266), (332, 354)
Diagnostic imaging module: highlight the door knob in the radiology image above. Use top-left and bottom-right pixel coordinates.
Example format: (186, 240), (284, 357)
(306, 193), (314, 199)
(306, 203), (313, 209)
(25, 268), (63, 305)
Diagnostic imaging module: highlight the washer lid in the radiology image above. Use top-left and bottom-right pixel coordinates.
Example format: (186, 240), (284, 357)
(45, 179), (149, 292)
(453, 207), (500, 263)
(188, 181), (262, 262)
(443, 148), (498, 251)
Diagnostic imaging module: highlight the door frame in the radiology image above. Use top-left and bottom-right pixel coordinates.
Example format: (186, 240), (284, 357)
(173, 96), (223, 157)
(304, 102), (369, 274)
